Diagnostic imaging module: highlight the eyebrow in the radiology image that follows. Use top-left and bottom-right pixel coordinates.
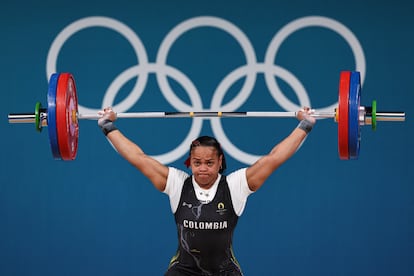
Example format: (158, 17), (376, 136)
(192, 158), (216, 162)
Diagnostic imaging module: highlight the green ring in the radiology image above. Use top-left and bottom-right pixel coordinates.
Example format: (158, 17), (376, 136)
(372, 100), (377, 131)
(35, 102), (42, 132)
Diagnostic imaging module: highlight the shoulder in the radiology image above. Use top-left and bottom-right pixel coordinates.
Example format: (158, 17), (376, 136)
(164, 167), (191, 213)
(163, 167), (190, 195)
(168, 167), (190, 181)
(226, 168), (247, 184)
(226, 168), (254, 196)
(226, 168), (254, 216)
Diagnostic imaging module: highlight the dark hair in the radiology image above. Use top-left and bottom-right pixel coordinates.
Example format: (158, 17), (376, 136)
(184, 136), (227, 173)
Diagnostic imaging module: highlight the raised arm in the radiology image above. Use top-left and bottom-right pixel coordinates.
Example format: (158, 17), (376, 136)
(98, 108), (169, 191)
(246, 108), (316, 191)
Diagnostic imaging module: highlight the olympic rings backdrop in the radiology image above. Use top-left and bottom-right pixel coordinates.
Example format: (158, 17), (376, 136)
(1, 0), (412, 275)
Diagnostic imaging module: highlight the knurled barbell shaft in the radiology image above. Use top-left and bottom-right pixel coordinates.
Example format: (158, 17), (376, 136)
(78, 111), (335, 119)
(7, 110), (406, 124)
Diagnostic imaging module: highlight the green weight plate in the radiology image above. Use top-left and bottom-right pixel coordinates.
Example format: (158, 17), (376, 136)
(372, 100), (377, 131)
(35, 102), (42, 132)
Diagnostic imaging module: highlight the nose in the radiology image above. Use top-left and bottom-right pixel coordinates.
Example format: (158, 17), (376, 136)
(199, 163), (208, 171)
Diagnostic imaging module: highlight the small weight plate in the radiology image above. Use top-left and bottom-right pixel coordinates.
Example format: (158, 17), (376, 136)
(348, 71), (361, 159)
(35, 102), (42, 132)
(56, 73), (79, 161)
(47, 73), (61, 159)
(372, 100), (377, 131)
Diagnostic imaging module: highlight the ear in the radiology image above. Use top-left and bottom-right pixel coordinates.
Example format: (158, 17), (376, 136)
(184, 156), (191, 168)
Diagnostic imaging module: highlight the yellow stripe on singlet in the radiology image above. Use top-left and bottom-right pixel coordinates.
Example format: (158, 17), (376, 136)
(168, 251), (180, 268)
(230, 246), (242, 269)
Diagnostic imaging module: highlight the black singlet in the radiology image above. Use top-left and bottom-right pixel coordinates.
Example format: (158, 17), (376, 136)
(165, 176), (243, 276)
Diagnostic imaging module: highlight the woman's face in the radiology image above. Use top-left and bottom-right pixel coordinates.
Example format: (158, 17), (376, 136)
(190, 146), (222, 189)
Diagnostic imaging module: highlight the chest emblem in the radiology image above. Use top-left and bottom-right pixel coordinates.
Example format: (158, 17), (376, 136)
(216, 202), (227, 215)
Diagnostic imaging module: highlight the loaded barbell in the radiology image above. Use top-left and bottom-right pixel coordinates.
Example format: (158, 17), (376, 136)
(8, 71), (405, 161)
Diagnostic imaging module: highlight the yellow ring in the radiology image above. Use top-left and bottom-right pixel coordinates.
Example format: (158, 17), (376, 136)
(335, 108), (339, 123)
(72, 110), (78, 124)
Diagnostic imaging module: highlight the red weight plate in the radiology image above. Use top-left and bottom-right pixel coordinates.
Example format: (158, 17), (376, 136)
(56, 73), (79, 160)
(338, 71), (350, 160)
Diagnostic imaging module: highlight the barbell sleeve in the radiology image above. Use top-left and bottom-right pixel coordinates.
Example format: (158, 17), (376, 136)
(8, 112), (48, 125)
(366, 112), (406, 122)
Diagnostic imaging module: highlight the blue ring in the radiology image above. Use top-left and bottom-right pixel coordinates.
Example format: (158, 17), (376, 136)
(348, 71), (361, 159)
(47, 73), (61, 160)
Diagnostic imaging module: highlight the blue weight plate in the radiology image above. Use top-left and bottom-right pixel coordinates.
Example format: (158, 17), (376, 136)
(348, 71), (361, 159)
(47, 73), (61, 159)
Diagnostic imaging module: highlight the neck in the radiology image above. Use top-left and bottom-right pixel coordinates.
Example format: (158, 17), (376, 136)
(194, 174), (219, 190)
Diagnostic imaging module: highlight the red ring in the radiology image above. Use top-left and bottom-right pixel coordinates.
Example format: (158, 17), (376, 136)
(338, 71), (350, 160)
(56, 73), (79, 160)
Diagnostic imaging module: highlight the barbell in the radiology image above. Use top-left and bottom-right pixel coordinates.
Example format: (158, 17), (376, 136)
(8, 71), (405, 161)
